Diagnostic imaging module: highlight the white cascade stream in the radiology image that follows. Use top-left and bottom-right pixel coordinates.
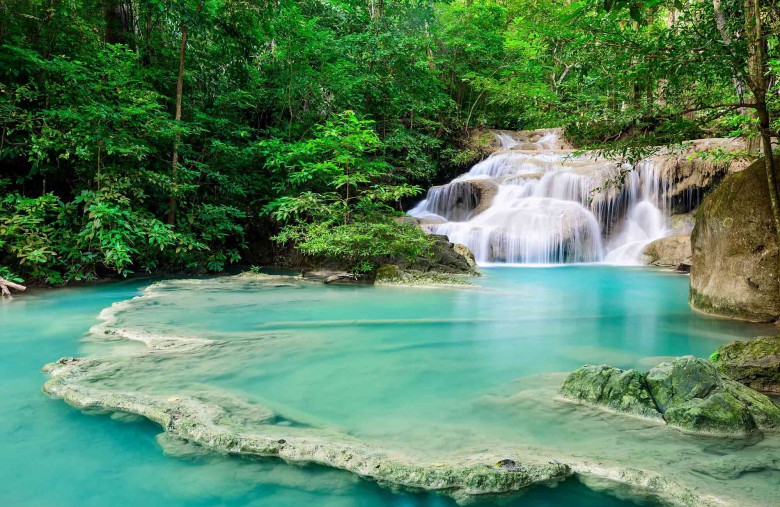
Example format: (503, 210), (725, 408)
(409, 130), (672, 265)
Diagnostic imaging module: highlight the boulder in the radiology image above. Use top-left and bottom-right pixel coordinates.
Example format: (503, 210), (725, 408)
(690, 156), (780, 322)
(559, 365), (661, 419)
(712, 335), (780, 394)
(643, 235), (691, 268)
(560, 357), (780, 436)
(453, 243), (477, 269)
(409, 234), (478, 274)
(644, 357), (780, 435)
(375, 235), (478, 286)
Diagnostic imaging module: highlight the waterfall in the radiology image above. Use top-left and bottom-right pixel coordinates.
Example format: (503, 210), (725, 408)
(409, 130), (672, 265)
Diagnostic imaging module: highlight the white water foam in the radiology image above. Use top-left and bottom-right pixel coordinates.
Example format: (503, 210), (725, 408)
(410, 131), (671, 265)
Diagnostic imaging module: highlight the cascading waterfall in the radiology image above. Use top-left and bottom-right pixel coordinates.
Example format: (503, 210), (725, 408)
(409, 130), (672, 265)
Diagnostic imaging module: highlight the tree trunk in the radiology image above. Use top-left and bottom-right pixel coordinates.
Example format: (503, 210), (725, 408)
(712, 0), (751, 120)
(167, 1), (203, 225)
(0, 277), (27, 297)
(744, 0), (780, 240)
(104, 0), (133, 45)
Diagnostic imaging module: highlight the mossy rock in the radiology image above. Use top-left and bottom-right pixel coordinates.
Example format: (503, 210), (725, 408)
(712, 335), (780, 394)
(375, 263), (474, 287)
(560, 356), (780, 436)
(559, 365), (661, 419)
(646, 357), (780, 435)
(375, 264), (404, 283)
(690, 156), (780, 322)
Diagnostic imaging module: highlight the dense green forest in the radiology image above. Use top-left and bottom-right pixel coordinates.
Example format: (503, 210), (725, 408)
(1, 0), (778, 284)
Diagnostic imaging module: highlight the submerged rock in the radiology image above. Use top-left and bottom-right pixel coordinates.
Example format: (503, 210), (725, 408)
(712, 335), (780, 394)
(690, 156), (780, 322)
(42, 356), (570, 501)
(560, 357), (780, 436)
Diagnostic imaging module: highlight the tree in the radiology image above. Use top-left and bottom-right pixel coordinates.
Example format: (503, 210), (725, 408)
(168, 0), (204, 225)
(600, 0), (780, 241)
(263, 111), (430, 272)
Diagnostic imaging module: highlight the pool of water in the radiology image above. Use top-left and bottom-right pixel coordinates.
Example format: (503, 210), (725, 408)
(2, 267), (777, 506)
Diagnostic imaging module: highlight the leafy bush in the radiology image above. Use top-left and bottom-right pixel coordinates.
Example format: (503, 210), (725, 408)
(264, 112), (431, 272)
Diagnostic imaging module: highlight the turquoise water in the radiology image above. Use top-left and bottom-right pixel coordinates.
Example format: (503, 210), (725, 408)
(2, 267), (776, 505)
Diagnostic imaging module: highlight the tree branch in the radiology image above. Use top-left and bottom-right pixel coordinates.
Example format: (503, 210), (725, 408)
(0, 277), (27, 298)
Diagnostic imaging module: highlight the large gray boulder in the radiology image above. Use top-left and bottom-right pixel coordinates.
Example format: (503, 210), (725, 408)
(712, 335), (780, 394)
(560, 357), (780, 436)
(690, 157), (780, 322)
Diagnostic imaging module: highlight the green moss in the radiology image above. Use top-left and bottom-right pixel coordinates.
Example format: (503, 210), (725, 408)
(712, 335), (780, 394)
(561, 357), (780, 436)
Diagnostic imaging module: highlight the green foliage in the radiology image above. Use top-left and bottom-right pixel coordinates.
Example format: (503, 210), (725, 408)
(264, 112), (429, 272)
(276, 221), (432, 274)
(1, 0), (776, 283)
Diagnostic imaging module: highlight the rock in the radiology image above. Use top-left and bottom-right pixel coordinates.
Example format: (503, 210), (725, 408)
(690, 156), (780, 322)
(559, 365), (661, 420)
(560, 357), (780, 436)
(453, 243), (477, 269)
(375, 236), (478, 287)
(43, 357), (572, 501)
(323, 273), (360, 285)
(643, 235), (691, 268)
(419, 179), (498, 222)
(493, 459), (524, 472)
(652, 138), (750, 214)
(374, 263), (474, 287)
(670, 212), (696, 235)
(644, 357), (779, 436)
(396, 234), (478, 275)
(712, 335), (780, 394)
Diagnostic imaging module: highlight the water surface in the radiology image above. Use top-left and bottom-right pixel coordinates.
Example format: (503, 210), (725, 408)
(3, 267), (777, 505)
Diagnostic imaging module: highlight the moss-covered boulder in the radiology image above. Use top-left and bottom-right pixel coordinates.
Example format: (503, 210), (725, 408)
(375, 236), (478, 286)
(560, 357), (780, 436)
(690, 156), (780, 322)
(645, 357), (780, 436)
(712, 335), (780, 394)
(559, 365), (661, 419)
